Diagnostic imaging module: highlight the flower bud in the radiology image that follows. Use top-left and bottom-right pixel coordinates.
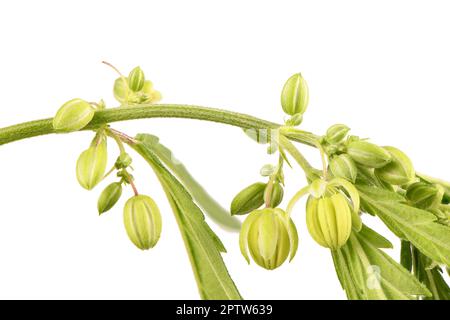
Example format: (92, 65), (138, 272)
(329, 154), (358, 183)
(346, 141), (392, 168)
(115, 153), (132, 169)
(128, 66), (145, 92)
(406, 182), (443, 210)
(123, 195), (162, 250)
(280, 73), (309, 116)
(98, 182), (122, 214)
(326, 124), (350, 144)
(76, 137), (108, 190)
(240, 208), (298, 270)
(306, 193), (352, 250)
(374, 146), (415, 185)
(265, 182), (284, 208)
(260, 164), (276, 177)
(230, 182), (266, 215)
(53, 98), (95, 133)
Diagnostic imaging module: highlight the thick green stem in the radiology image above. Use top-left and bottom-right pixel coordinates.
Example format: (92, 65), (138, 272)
(0, 104), (320, 146)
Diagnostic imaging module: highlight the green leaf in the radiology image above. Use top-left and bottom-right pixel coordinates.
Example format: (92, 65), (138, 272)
(132, 136), (242, 300)
(413, 248), (450, 300)
(358, 185), (450, 266)
(136, 134), (241, 231)
(400, 240), (413, 272)
(332, 225), (430, 300)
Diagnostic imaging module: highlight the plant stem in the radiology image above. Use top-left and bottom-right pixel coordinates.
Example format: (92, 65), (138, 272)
(0, 105), (282, 145)
(278, 135), (321, 180)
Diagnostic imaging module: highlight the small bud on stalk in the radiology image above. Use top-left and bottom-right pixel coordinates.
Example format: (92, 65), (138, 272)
(239, 208), (298, 270)
(281, 73), (309, 116)
(306, 193), (352, 250)
(406, 182), (444, 210)
(128, 66), (145, 92)
(346, 141), (392, 168)
(123, 195), (162, 250)
(326, 124), (350, 144)
(76, 136), (108, 190)
(98, 182), (122, 214)
(374, 146), (415, 185)
(53, 98), (95, 133)
(115, 153), (132, 169)
(230, 182), (266, 215)
(329, 154), (358, 183)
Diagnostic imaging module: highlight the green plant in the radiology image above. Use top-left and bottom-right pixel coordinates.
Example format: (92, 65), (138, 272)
(0, 62), (449, 300)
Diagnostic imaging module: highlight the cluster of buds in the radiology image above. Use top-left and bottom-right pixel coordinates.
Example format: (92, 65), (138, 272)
(321, 123), (416, 187)
(52, 65), (164, 251)
(113, 66), (162, 105)
(231, 160), (299, 270)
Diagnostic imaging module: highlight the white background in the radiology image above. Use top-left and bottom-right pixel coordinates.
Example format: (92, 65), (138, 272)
(0, 0), (449, 299)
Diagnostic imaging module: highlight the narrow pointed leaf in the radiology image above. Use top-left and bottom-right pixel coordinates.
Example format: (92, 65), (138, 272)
(132, 136), (242, 300)
(358, 185), (450, 266)
(136, 134), (241, 231)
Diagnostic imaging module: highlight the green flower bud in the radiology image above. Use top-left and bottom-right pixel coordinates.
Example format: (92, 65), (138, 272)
(115, 153), (132, 169)
(53, 98), (95, 133)
(280, 73), (309, 116)
(98, 182), (122, 214)
(240, 208), (298, 270)
(326, 124), (350, 144)
(123, 195), (162, 250)
(76, 137), (108, 190)
(128, 66), (145, 92)
(406, 182), (443, 209)
(374, 146), (415, 185)
(306, 193), (352, 250)
(230, 182), (266, 215)
(329, 154), (358, 183)
(260, 164), (276, 177)
(347, 141), (392, 168)
(265, 182), (284, 208)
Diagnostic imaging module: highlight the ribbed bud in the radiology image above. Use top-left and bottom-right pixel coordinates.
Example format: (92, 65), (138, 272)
(76, 137), (108, 190)
(240, 208), (298, 270)
(374, 146), (415, 185)
(123, 195), (162, 250)
(329, 154), (358, 183)
(347, 141), (392, 168)
(265, 182), (284, 208)
(326, 124), (350, 144)
(128, 66), (145, 92)
(306, 193), (352, 250)
(280, 73), (309, 116)
(53, 98), (95, 133)
(98, 182), (122, 214)
(115, 153), (132, 169)
(230, 182), (266, 215)
(406, 182), (443, 209)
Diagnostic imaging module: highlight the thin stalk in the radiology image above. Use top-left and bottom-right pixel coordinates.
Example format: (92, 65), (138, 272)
(278, 135), (321, 180)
